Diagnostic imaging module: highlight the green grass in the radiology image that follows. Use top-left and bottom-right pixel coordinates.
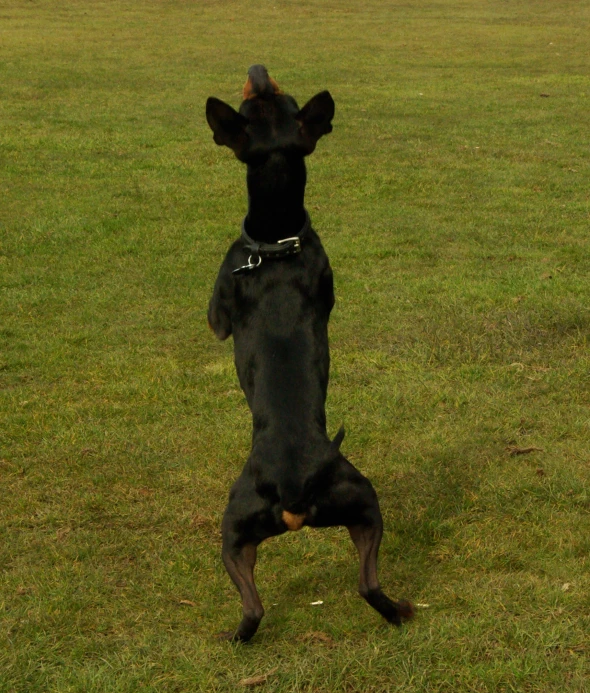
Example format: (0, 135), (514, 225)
(1, 0), (589, 691)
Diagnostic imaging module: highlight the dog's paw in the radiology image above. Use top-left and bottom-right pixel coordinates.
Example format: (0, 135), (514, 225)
(396, 599), (414, 621)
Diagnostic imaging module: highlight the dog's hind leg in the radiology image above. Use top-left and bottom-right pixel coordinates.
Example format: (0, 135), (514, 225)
(347, 519), (413, 626)
(218, 475), (284, 642)
(220, 541), (264, 642)
(310, 459), (413, 626)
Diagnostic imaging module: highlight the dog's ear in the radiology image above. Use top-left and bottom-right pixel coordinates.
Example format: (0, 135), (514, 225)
(206, 97), (249, 153)
(297, 90), (335, 154)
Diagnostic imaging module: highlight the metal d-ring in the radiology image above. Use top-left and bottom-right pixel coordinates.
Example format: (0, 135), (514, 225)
(233, 253), (263, 275)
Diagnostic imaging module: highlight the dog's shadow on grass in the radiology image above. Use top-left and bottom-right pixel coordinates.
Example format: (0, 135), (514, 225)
(267, 441), (485, 617)
(214, 441), (489, 640)
(379, 442), (487, 592)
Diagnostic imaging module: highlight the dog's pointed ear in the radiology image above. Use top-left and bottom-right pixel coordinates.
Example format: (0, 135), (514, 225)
(206, 97), (249, 152)
(297, 90), (335, 154)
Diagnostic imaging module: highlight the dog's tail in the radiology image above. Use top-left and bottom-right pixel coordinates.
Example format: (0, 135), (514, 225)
(281, 427), (345, 531)
(329, 425), (345, 457)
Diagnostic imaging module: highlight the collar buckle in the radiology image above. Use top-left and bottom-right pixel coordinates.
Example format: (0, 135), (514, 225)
(277, 236), (301, 253)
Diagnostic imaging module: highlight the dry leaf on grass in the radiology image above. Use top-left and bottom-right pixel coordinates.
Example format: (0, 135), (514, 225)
(299, 631), (335, 646)
(179, 599), (196, 607)
(16, 586), (35, 596)
(239, 667), (278, 687)
(506, 446), (544, 456)
(191, 513), (211, 527)
(56, 527), (71, 541)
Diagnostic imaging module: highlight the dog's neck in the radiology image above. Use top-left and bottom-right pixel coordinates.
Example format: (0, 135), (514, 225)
(244, 153), (308, 243)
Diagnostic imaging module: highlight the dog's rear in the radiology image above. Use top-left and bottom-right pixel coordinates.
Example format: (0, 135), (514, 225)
(207, 66), (412, 642)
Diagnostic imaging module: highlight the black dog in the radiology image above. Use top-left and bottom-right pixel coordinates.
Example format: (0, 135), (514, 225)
(206, 66), (412, 642)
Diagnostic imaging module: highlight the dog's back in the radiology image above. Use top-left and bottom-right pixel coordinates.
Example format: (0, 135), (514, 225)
(209, 224), (337, 512)
(207, 66), (412, 642)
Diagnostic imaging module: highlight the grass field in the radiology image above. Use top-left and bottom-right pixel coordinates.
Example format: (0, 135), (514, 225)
(1, 1), (589, 691)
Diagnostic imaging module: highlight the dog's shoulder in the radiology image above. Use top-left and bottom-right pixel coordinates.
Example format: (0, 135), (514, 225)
(208, 229), (335, 340)
(208, 237), (242, 340)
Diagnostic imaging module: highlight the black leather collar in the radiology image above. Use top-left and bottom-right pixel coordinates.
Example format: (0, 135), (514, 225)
(233, 210), (311, 275)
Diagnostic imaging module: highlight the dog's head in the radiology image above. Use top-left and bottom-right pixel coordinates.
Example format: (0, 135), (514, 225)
(206, 65), (335, 163)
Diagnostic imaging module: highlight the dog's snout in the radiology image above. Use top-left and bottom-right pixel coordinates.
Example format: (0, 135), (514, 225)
(244, 64), (281, 100)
